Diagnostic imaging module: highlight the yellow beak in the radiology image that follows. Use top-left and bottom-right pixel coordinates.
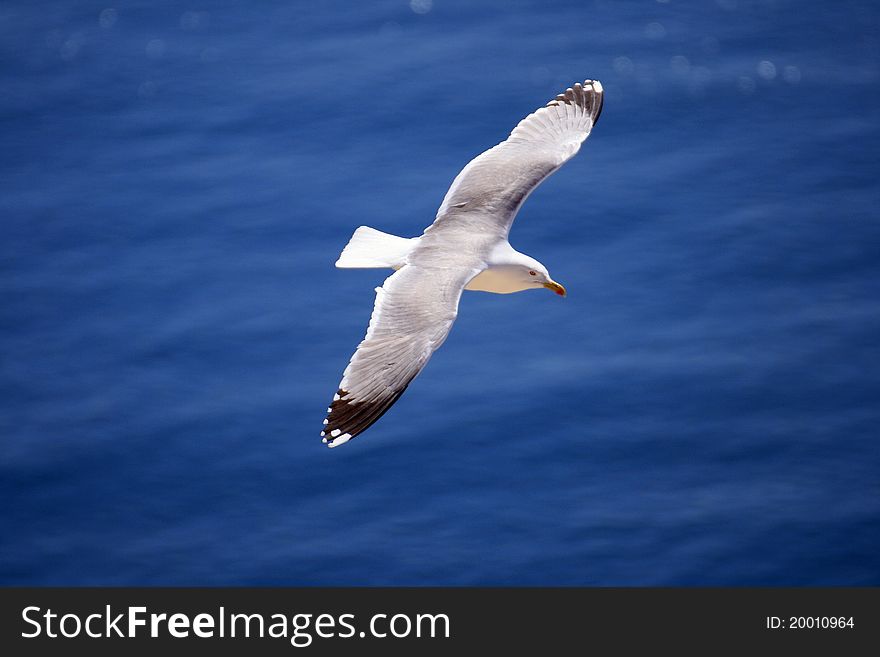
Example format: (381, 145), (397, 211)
(542, 280), (567, 297)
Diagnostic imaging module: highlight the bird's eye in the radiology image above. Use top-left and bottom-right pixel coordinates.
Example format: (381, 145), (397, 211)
(529, 270), (537, 276)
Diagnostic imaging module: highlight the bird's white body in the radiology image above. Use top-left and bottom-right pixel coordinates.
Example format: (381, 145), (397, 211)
(322, 80), (604, 447)
(336, 227), (549, 294)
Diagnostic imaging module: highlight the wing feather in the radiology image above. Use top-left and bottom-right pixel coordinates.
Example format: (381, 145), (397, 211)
(321, 265), (479, 447)
(429, 80), (603, 236)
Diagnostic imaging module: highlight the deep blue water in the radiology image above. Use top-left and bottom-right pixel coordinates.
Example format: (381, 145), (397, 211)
(2, 0), (878, 585)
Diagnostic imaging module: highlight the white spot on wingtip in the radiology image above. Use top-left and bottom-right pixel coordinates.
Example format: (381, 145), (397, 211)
(333, 393), (340, 401)
(330, 429), (341, 438)
(320, 431), (325, 437)
(327, 407), (332, 413)
(593, 80), (603, 93)
(328, 432), (352, 448)
(322, 419), (328, 425)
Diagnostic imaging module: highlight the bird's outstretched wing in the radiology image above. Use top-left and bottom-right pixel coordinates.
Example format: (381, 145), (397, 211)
(429, 80), (603, 237)
(321, 265), (479, 447)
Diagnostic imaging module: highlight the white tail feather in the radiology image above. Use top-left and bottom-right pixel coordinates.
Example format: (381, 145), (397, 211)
(335, 226), (416, 269)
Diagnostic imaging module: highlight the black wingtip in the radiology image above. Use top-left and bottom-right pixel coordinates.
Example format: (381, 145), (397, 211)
(321, 385), (412, 448)
(547, 79), (604, 126)
(590, 80), (604, 125)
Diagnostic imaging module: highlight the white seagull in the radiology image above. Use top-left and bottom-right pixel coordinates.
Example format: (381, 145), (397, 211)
(322, 80), (604, 447)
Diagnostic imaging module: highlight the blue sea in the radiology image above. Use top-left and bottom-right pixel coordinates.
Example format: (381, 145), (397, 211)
(2, 0), (878, 585)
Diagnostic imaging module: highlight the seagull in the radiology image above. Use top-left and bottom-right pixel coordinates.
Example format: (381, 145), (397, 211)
(322, 80), (604, 447)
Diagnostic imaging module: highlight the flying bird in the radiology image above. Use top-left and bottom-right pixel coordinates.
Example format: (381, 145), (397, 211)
(322, 80), (604, 447)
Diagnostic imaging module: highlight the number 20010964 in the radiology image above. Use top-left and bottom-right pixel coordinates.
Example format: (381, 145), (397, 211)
(766, 616), (854, 629)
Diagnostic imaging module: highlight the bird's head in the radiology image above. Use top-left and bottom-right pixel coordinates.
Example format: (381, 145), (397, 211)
(520, 259), (566, 297)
